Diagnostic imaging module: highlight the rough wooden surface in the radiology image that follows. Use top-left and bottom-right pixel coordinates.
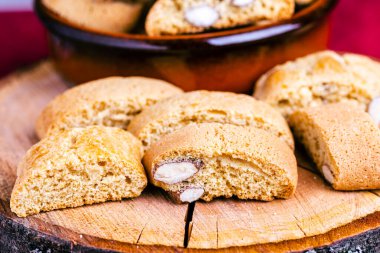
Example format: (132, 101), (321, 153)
(188, 168), (380, 249)
(0, 62), (379, 252)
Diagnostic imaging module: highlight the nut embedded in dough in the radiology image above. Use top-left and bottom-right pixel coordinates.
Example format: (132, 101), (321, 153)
(232, 0), (254, 7)
(143, 123), (297, 203)
(154, 161), (200, 184)
(180, 188), (205, 203)
(368, 97), (380, 128)
(322, 164), (334, 184)
(185, 5), (219, 27)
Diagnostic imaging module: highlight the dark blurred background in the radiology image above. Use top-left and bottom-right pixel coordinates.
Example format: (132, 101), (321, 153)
(0, 0), (379, 78)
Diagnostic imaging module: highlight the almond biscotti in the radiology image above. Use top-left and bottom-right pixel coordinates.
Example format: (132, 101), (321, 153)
(145, 0), (295, 35)
(254, 51), (380, 119)
(36, 76), (183, 139)
(288, 103), (380, 190)
(143, 123), (297, 203)
(43, 0), (145, 33)
(11, 126), (147, 217)
(128, 90), (294, 150)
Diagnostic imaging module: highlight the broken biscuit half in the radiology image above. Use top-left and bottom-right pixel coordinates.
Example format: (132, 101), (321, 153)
(143, 123), (297, 203)
(11, 126), (147, 217)
(289, 103), (380, 190)
(128, 90), (294, 151)
(36, 76), (182, 139)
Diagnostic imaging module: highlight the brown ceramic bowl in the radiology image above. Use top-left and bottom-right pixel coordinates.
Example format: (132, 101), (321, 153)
(35, 0), (337, 93)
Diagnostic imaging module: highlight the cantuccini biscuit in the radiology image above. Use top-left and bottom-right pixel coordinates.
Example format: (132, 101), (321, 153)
(128, 90), (294, 150)
(36, 76), (182, 139)
(289, 103), (380, 190)
(145, 0), (295, 35)
(11, 126), (147, 217)
(43, 0), (145, 33)
(143, 123), (297, 203)
(254, 51), (380, 119)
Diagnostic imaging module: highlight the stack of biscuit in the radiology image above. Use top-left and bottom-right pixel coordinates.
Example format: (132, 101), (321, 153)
(11, 76), (298, 217)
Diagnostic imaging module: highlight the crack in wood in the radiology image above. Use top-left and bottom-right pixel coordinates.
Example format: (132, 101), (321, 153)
(285, 206), (308, 237)
(295, 222), (307, 237)
(216, 217), (219, 249)
(183, 201), (196, 248)
(136, 222), (148, 244)
(294, 193), (329, 233)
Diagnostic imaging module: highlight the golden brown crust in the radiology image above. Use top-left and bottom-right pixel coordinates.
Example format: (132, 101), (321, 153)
(128, 90), (294, 150)
(42, 0), (144, 33)
(143, 123), (297, 201)
(254, 51), (380, 118)
(11, 126), (147, 217)
(289, 103), (380, 190)
(146, 0), (295, 36)
(36, 76), (183, 139)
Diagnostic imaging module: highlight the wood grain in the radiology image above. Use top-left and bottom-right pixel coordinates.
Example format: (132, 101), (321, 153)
(188, 168), (380, 249)
(0, 62), (379, 252)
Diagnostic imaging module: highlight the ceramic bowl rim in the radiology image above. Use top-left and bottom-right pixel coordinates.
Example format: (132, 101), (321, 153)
(35, 0), (338, 52)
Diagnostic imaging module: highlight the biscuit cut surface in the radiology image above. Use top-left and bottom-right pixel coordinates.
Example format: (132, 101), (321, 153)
(36, 76), (183, 139)
(42, 0), (145, 33)
(128, 90), (294, 150)
(254, 51), (380, 118)
(11, 126), (147, 217)
(143, 123), (297, 202)
(145, 0), (295, 35)
(289, 103), (380, 190)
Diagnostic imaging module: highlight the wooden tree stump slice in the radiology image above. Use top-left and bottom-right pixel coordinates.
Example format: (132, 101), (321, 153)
(0, 62), (379, 252)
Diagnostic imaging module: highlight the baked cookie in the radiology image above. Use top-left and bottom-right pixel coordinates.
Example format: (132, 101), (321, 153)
(145, 0), (295, 35)
(42, 0), (146, 33)
(11, 126), (147, 217)
(289, 103), (380, 190)
(128, 90), (294, 150)
(36, 76), (182, 139)
(143, 123), (297, 203)
(254, 51), (380, 119)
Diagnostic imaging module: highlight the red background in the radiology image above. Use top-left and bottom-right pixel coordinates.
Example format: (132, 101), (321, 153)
(0, 0), (379, 77)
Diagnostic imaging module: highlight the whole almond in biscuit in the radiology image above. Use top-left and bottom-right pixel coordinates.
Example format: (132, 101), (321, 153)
(143, 123), (297, 203)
